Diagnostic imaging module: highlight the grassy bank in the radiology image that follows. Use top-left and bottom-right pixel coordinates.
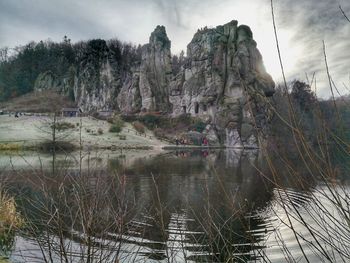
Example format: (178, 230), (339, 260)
(0, 115), (166, 152)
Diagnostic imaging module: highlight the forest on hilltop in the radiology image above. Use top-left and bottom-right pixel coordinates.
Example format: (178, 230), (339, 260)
(0, 37), (143, 101)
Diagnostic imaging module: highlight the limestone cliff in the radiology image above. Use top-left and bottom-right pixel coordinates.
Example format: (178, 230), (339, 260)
(169, 21), (275, 148)
(118, 26), (172, 113)
(73, 39), (120, 112)
(33, 20), (275, 148)
(117, 68), (142, 113)
(34, 39), (121, 112)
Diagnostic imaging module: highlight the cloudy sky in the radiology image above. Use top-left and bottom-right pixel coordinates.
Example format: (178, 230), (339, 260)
(0, 0), (349, 98)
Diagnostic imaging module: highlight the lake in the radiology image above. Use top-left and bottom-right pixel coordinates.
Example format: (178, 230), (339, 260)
(0, 149), (349, 262)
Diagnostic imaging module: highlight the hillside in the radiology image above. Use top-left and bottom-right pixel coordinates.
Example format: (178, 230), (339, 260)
(0, 115), (166, 150)
(0, 90), (75, 113)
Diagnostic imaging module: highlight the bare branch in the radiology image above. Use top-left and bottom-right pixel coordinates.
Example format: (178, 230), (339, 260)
(339, 5), (350, 23)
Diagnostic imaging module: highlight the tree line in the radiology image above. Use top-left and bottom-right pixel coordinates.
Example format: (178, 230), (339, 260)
(0, 36), (143, 101)
(271, 80), (350, 149)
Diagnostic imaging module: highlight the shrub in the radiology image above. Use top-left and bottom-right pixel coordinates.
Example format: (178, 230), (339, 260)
(133, 121), (145, 134)
(138, 114), (161, 129)
(119, 135), (126, 140)
(38, 141), (76, 152)
(51, 122), (75, 131)
(0, 191), (23, 229)
(106, 117), (114, 124)
(0, 143), (21, 151)
(109, 124), (122, 133)
(109, 116), (124, 133)
(109, 116), (124, 126)
(193, 119), (206, 133)
(177, 113), (192, 126)
(154, 128), (165, 138)
(107, 115), (123, 124)
(120, 115), (137, 122)
(97, 128), (103, 135)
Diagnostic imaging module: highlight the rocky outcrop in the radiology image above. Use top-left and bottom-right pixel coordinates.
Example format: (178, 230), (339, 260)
(139, 26), (173, 112)
(74, 59), (118, 112)
(117, 69), (142, 113)
(33, 20), (274, 148)
(34, 69), (76, 101)
(34, 71), (61, 92)
(72, 40), (120, 112)
(169, 21), (275, 148)
(34, 40), (121, 112)
(117, 26), (173, 113)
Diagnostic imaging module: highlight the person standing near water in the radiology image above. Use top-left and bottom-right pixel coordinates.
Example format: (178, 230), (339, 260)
(202, 137), (208, 147)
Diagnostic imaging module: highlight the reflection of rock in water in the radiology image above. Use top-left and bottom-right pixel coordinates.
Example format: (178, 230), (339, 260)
(214, 148), (260, 169)
(225, 148), (242, 167)
(226, 128), (243, 148)
(5, 149), (275, 263)
(117, 149), (275, 262)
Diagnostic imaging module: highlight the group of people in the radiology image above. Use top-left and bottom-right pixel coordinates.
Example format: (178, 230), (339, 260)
(175, 136), (209, 147)
(175, 137), (188, 145)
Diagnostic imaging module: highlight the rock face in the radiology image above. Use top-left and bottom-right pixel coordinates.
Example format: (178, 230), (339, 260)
(118, 26), (172, 113)
(74, 59), (118, 112)
(35, 40), (121, 112)
(139, 26), (173, 112)
(117, 68), (142, 113)
(169, 21), (275, 148)
(73, 39), (120, 112)
(34, 69), (76, 101)
(34, 20), (275, 148)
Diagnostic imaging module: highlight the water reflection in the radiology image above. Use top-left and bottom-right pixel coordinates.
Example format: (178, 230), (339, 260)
(0, 149), (348, 262)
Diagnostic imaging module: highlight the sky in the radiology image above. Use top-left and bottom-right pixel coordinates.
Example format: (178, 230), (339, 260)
(0, 0), (349, 98)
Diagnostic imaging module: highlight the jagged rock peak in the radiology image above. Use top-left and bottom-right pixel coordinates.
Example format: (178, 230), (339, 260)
(149, 25), (171, 49)
(237, 25), (253, 42)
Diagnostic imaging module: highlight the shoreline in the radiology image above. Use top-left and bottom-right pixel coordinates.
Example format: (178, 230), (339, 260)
(0, 141), (260, 152)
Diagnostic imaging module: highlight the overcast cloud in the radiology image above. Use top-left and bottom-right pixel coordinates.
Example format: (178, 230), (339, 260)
(0, 0), (349, 98)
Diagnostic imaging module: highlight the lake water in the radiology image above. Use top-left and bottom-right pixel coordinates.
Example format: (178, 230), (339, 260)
(0, 149), (349, 262)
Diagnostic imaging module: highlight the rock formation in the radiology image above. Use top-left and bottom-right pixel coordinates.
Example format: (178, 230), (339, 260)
(73, 39), (120, 112)
(118, 25), (172, 112)
(139, 26), (173, 112)
(34, 20), (275, 148)
(168, 21), (275, 148)
(117, 68), (142, 113)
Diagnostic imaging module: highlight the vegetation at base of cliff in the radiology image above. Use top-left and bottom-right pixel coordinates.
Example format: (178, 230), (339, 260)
(122, 113), (206, 141)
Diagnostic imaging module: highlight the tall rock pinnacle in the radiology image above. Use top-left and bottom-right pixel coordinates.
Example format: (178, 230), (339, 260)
(139, 25), (172, 112)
